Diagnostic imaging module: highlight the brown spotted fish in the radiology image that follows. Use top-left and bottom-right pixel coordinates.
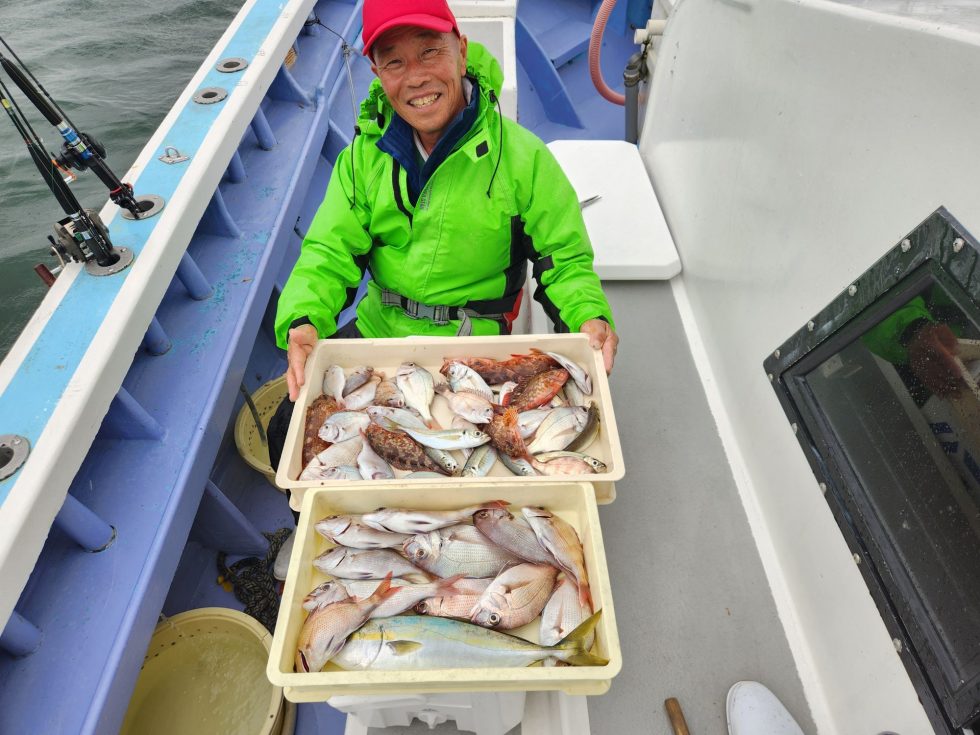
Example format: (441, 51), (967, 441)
(508, 369), (570, 412)
(485, 408), (530, 459)
(364, 423), (448, 474)
(303, 395), (340, 466)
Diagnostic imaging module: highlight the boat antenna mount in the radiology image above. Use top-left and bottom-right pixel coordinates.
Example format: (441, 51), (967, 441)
(0, 35), (146, 274)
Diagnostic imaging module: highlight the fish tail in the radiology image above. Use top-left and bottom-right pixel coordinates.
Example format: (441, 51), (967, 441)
(369, 572), (399, 603)
(437, 574), (466, 594)
(552, 610), (608, 667)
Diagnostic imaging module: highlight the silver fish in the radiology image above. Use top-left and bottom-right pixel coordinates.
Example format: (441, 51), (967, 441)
(562, 380), (589, 408)
(522, 506), (591, 608)
(343, 366), (374, 396)
(423, 447), (459, 475)
(533, 349), (592, 395)
(500, 454), (538, 476)
(532, 451), (606, 473)
(367, 405), (427, 430)
(404, 524), (523, 579)
(313, 547), (430, 582)
(296, 575), (397, 672)
(540, 575), (594, 649)
(316, 465), (363, 481)
(342, 375), (381, 411)
(332, 613), (607, 670)
(446, 362), (494, 403)
(451, 416), (480, 459)
(472, 507), (554, 566)
(435, 384), (494, 424)
(470, 563), (558, 630)
(357, 431), (395, 480)
(362, 500), (509, 534)
(396, 362), (435, 425)
(526, 407), (589, 454)
(566, 402), (600, 453)
(322, 364), (346, 405)
(404, 471), (448, 479)
(517, 408), (553, 439)
(314, 515), (408, 549)
(318, 411), (371, 443)
(315, 436), (364, 468)
(302, 580), (351, 612)
(398, 426), (490, 451)
(461, 444), (498, 477)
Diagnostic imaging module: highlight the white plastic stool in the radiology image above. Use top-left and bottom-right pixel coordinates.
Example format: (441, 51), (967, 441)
(727, 681), (805, 735)
(331, 692), (525, 735)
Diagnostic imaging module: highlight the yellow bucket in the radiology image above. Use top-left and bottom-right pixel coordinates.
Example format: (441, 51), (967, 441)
(122, 608), (289, 735)
(235, 375), (288, 490)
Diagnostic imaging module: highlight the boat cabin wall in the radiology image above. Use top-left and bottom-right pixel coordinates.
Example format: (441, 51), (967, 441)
(640, 0), (980, 732)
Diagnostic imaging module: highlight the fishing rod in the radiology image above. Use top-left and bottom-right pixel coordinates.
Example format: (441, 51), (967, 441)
(0, 33), (153, 271)
(0, 74), (117, 268)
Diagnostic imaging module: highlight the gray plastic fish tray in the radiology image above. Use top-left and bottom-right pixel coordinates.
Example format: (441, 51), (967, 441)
(267, 482), (621, 701)
(276, 334), (625, 504)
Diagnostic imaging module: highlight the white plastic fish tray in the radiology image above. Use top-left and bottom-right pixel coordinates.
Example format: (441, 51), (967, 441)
(276, 334), (625, 504)
(267, 482), (622, 701)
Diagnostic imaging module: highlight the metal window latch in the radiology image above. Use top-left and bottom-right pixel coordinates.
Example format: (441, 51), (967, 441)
(159, 146), (189, 164)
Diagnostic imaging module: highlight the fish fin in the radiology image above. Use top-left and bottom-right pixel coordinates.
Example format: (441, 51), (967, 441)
(552, 610), (605, 666)
(485, 499), (510, 511)
(578, 582), (593, 610)
(438, 574), (466, 594)
(386, 640), (424, 656)
(369, 572), (395, 602)
(563, 651), (609, 666)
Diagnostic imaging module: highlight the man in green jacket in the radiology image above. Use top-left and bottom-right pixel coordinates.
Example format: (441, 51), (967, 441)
(275, 0), (619, 401)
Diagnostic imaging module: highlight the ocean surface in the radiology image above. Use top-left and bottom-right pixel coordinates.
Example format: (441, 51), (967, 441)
(0, 0), (242, 361)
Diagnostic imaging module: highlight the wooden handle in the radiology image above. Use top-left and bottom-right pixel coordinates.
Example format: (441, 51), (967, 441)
(665, 697), (691, 735)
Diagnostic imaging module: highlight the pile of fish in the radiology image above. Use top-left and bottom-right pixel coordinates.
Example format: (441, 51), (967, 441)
(295, 501), (606, 673)
(298, 349), (605, 481)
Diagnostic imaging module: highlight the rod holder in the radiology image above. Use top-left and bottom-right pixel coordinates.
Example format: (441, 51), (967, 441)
(201, 188), (243, 239)
(102, 387), (165, 440)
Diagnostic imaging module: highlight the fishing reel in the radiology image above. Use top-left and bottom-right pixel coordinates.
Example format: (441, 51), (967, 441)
(55, 131), (106, 172)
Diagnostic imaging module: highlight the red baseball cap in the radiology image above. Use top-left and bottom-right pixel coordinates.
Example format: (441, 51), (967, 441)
(362, 0), (460, 58)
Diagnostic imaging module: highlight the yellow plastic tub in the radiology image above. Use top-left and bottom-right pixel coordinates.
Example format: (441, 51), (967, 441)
(122, 608), (286, 735)
(275, 334), (625, 503)
(236, 375), (288, 489)
(267, 481), (622, 702)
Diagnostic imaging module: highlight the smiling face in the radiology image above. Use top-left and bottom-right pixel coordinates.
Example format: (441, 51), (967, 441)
(370, 26), (468, 154)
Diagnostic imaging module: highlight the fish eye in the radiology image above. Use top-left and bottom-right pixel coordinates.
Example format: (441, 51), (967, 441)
(475, 510), (487, 518)
(414, 548), (426, 559)
(489, 613), (500, 625)
(415, 601), (428, 613)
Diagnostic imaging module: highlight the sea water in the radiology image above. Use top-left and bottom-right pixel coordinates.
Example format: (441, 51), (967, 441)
(0, 0), (242, 360)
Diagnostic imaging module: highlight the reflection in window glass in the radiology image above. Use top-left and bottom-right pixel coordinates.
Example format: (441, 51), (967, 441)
(807, 281), (980, 685)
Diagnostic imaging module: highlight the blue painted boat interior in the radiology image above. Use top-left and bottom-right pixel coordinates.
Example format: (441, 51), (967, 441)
(0, 0), (642, 732)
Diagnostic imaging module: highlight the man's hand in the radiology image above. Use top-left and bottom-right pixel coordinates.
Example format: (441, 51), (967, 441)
(286, 324), (319, 401)
(907, 322), (963, 398)
(580, 319), (619, 374)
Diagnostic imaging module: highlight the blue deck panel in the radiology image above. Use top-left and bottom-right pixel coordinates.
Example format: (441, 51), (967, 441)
(0, 1), (640, 731)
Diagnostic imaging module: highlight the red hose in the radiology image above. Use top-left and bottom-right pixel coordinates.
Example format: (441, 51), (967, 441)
(589, 0), (626, 105)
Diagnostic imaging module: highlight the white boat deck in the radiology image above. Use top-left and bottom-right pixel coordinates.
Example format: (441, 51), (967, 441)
(363, 280), (815, 734)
